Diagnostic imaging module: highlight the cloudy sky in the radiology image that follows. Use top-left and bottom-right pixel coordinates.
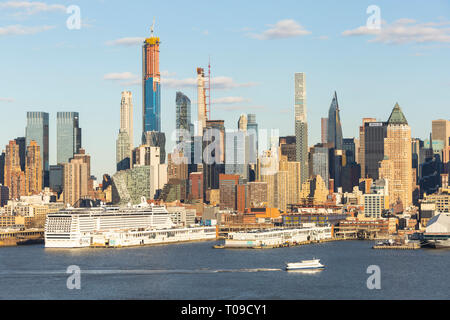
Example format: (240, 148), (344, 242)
(0, 0), (449, 178)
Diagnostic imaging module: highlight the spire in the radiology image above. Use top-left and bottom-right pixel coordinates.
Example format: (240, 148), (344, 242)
(150, 18), (155, 37)
(387, 102), (408, 125)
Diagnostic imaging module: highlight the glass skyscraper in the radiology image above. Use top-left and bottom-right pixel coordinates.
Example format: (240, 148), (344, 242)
(176, 91), (192, 139)
(57, 112), (81, 164)
(142, 30), (161, 133)
(26, 112), (49, 186)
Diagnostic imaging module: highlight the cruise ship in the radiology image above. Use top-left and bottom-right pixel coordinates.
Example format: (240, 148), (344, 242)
(45, 200), (216, 248)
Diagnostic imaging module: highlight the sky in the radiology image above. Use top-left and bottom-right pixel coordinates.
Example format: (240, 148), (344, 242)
(0, 0), (449, 179)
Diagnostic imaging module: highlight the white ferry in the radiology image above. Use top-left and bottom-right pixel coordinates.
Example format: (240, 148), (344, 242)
(286, 259), (325, 271)
(44, 199), (216, 248)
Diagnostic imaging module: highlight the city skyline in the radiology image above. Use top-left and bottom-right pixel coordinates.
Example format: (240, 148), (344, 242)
(0, 0), (449, 179)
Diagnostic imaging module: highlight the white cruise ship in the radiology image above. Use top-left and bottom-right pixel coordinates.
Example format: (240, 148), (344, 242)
(45, 200), (216, 248)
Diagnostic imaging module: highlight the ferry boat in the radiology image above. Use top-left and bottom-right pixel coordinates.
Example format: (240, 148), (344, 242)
(286, 259), (325, 270)
(44, 198), (216, 248)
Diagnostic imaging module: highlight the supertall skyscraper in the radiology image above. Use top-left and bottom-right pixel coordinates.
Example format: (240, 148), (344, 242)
(142, 25), (161, 133)
(142, 24), (166, 164)
(294, 73), (308, 186)
(25, 112), (49, 186)
(57, 112), (81, 164)
(380, 103), (412, 208)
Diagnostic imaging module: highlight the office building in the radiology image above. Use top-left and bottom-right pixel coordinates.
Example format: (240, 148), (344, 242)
(327, 92), (344, 191)
(57, 112), (81, 164)
(26, 112), (49, 186)
(379, 103), (413, 208)
(432, 119), (450, 149)
(359, 118), (377, 178)
(364, 121), (387, 180)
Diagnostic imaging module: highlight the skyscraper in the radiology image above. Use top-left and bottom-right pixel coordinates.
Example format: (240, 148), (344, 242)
(379, 103), (412, 208)
(63, 157), (89, 206)
(120, 91), (133, 148)
(4, 140), (26, 199)
(203, 120), (225, 193)
(25, 140), (42, 195)
(364, 121), (387, 180)
(14, 137), (26, 172)
(142, 25), (161, 133)
(25, 112), (49, 186)
(116, 130), (132, 171)
(321, 118), (328, 144)
(432, 119), (450, 149)
(359, 118), (377, 178)
(0, 151), (5, 186)
(294, 73), (308, 186)
(247, 114), (258, 163)
(327, 92), (343, 150)
(327, 92), (344, 190)
(176, 91), (192, 141)
(197, 68), (207, 136)
(116, 92), (133, 172)
(57, 112), (81, 164)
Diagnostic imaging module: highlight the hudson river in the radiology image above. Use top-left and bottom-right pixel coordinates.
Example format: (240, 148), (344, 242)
(0, 240), (448, 299)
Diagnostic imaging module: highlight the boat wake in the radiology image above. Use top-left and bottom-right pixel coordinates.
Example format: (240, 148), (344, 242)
(0, 268), (282, 276)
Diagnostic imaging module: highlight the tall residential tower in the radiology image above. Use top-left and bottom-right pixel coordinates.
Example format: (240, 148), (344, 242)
(142, 25), (161, 133)
(294, 73), (308, 186)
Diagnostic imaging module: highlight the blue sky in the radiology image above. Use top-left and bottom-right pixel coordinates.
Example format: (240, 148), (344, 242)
(0, 0), (449, 179)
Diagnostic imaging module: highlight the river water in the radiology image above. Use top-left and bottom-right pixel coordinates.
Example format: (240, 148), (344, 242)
(0, 240), (448, 299)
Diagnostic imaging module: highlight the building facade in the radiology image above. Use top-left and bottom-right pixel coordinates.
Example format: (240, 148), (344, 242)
(57, 112), (81, 164)
(25, 112), (49, 186)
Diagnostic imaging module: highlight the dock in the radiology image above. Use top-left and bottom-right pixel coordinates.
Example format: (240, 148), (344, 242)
(0, 229), (44, 247)
(372, 243), (421, 250)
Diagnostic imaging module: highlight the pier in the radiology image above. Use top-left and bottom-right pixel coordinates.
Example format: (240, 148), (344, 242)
(0, 229), (44, 247)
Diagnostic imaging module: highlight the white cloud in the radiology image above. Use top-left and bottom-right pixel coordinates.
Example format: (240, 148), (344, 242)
(103, 72), (138, 81)
(212, 97), (250, 104)
(0, 1), (66, 15)
(212, 77), (258, 89)
(0, 24), (54, 36)
(342, 18), (450, 44)
(0, 97), (14, 103)
(160, 70), (177, 77)
(248, 19), (311, 40)
(162, 76), (258, 90)
(161, 77), (197, 88)
(106, 37), (144, 46)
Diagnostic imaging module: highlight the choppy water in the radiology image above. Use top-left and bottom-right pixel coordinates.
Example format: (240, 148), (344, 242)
(0, 240), (448, 299)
